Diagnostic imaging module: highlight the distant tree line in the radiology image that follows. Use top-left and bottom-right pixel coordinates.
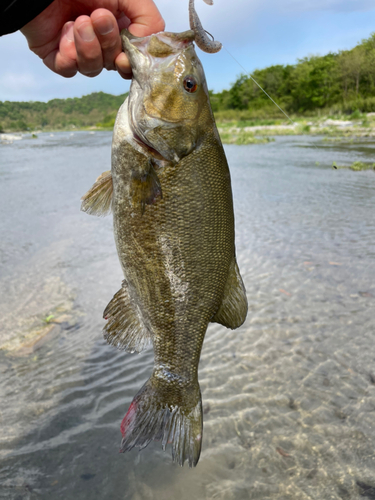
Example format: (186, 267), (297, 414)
(0, 92), (127, 131)
(210, 33), (375, 117)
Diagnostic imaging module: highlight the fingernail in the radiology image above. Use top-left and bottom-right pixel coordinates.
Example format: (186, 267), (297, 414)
(97, 18), (114, 36)
(78, 23), (95, 42)
(65, 23), (74, 42)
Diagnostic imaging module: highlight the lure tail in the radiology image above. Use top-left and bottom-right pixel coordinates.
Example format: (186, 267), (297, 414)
(120, 375), (203, 467)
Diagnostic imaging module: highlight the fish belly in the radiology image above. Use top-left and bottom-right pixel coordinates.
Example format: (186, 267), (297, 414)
(112, 135), (234, 375)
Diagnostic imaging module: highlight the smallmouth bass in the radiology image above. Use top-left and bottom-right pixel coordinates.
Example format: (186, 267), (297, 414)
(81, 0), (247, 467)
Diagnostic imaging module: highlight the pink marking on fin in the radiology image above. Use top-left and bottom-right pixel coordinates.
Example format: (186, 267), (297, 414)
(120, 400), (137, 437)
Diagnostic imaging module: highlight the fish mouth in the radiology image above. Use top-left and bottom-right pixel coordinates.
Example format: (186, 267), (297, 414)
(121, 29), (195, 59)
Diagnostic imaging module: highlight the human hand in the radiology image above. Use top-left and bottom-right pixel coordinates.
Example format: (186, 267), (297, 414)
(21, 0), (165, 79)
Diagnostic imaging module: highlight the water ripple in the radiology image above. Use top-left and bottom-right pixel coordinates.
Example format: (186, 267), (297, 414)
(0, 133), (374, 499)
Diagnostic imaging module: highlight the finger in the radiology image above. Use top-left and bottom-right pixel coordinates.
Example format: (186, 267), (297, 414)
(43, 22), (78, 78)
(91, 9), (122, 71)
(115, 52), (132, 79)
(119, 0), (165, 37)
(74, 16), (103, 77)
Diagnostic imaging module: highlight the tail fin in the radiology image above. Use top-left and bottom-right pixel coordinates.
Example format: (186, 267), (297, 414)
(120, 376), (203, 467)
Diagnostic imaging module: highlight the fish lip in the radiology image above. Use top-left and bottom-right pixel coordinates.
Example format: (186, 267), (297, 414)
(121, 29), (196, 74)
(121, 29), (195, 50)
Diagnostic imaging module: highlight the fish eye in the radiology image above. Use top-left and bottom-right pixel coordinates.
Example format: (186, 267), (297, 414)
(183, 75), (198, 93)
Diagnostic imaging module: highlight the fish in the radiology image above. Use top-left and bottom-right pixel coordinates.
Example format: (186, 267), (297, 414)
(81, 0), (247, 467)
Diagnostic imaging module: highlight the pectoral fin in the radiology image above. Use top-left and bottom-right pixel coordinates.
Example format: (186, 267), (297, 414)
(103, 281), (152, 353)
(131, 160), (162, 215)
(81, 170), (113, 216)
(212, 259), (248, 329)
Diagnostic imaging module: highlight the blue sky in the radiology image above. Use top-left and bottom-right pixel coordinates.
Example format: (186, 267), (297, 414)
(0, 0), (375, 102)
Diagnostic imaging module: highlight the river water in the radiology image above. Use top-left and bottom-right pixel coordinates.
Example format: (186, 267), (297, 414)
(0, 132), (374, 500)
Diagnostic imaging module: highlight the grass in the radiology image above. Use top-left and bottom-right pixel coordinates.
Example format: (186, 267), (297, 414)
(332, 161), (375, 171)
(42, 314), (55, 324)
(220, 130), (274, 145)
(213, 111), (375, 143)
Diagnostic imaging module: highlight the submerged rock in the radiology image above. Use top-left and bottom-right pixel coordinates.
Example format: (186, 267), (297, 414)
(0, 276), (80, 356)
(0, 133), (23, 144)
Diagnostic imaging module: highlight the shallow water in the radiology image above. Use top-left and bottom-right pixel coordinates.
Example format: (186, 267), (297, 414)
(0, 132), (374, 499)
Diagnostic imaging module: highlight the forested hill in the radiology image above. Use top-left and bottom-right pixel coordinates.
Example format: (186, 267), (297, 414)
(1, 32), (375, 131)
(0, 92), (127, 132)
(211, 32), (375, 118)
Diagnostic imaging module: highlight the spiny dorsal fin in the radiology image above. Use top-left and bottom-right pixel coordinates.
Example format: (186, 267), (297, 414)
(81, 170), (113, 217)
(103, 281), (152, 353)
(212, 258), (247, 329)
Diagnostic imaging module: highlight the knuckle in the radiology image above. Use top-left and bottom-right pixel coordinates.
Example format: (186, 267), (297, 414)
(76, 53), (103, 76)
(56, 62), (77, 78)
(80, 68), (102, 78)
(62, 70), (77, 78)
(100, 39), (117, 52)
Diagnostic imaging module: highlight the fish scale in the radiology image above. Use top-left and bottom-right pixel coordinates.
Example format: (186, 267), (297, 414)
(113, 132), (233, 375)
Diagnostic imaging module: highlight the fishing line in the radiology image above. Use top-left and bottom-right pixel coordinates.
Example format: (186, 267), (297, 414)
(219, 44), (324, 155)
(203, 31), (289, 120)
(203, 27), (333, 160)
(222, 45), (298, 128)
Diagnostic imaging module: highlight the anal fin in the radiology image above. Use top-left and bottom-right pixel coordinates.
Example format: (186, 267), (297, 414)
(81, 170), (113, 216)
(103, 281), (152, 353)
(212, 258), (248, 329)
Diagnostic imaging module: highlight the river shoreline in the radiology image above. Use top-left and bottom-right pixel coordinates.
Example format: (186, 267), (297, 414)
(2, 114), (375, 146)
